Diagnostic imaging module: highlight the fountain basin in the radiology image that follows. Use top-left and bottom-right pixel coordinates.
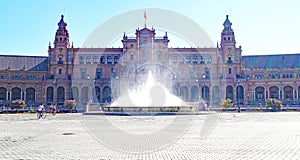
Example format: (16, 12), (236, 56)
(102, 106), (197, 112)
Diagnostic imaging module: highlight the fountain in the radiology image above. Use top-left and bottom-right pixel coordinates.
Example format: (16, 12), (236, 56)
(102, 71), (198, 114)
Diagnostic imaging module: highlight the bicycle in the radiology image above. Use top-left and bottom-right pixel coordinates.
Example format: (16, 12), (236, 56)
(37, 111), (46, 119)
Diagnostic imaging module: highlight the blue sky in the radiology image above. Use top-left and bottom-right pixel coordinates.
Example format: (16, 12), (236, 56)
(0, 0), (299, 56)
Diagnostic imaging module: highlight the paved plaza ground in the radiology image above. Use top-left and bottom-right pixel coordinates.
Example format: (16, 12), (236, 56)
(1, 112), (300, 159)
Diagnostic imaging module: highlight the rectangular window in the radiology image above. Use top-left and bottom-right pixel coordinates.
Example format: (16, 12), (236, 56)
(228, 68), (232, 74)
(130, 44), (134, 48)
(143, 54), (147, 61)
(81, 68), (86, 79)
(59, 69), (62, 74)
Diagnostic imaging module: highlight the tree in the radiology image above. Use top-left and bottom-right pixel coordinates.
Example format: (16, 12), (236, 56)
(221, 98), (233, 110)
(64, 100), (76, 112)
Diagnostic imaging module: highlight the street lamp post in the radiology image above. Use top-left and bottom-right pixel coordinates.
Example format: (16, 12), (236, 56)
(202, 73), (207, 111)
(237, 80), (241, 113)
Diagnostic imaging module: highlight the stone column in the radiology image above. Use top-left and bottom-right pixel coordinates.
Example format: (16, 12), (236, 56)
(264, 90), (267, 99)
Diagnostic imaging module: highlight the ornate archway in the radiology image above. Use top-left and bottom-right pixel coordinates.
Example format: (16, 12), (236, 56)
(82, 86), (88, 104)
(284, 86), (293, 99)
(191, 86), (199, 102)
(57, 87), (65, 104)
(71, 86), (79, 102)
(46, 86), (54, 103)
(11, 87), (21, 100)
(0, 87), (7, 101)
(269, 86), (279, 99)
(226, 86), (233, 100)
(201, 86), (209, 101)
(180, 86), (188, 102)
(255, 86), (265, 99)
(103, 86), (111, 103)
(25, 87), (35, 102)
(236, 85), (244, 104)
(212, 86), (220, 104)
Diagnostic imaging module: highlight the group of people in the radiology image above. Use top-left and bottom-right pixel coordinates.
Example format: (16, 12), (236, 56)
(37, 104), (57, 115)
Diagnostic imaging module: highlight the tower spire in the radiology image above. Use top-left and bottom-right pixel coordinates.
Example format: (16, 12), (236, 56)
(54, 14), (70, 48)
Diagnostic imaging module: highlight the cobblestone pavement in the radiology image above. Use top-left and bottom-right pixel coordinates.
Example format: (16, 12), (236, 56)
(1, 112), (300, 159)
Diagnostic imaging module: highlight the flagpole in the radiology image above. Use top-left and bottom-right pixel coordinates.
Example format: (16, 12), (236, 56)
(144, 11), (147, 28)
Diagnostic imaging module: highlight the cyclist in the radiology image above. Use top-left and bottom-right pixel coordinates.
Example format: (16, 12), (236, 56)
(37, 104), (45, 119)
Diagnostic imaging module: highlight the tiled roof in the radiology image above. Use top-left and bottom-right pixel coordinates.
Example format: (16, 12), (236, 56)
(0, 55), (48, 71)
(242, 53), (300, 69)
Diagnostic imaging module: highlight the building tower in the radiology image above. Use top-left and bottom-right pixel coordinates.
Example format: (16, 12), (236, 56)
(47, 15), (74, 105)
(220, 15), (242, 79)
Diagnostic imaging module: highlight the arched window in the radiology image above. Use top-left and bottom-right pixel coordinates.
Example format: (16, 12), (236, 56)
(193, 57), (198, 64)
(100, 56), (105, 64)
(93, 56), (98, 64)
(107, 56), (112, 64)
(200, 56), (205, 64)
(79, 56), (84, 64)
(179, 56), (184, 64)
(58, 56), (63, 64)
(114, 56), (119, 64)
(86, 57), (91, 64)
(141, 40), (149, 47)
(186, 57), (191, 64)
